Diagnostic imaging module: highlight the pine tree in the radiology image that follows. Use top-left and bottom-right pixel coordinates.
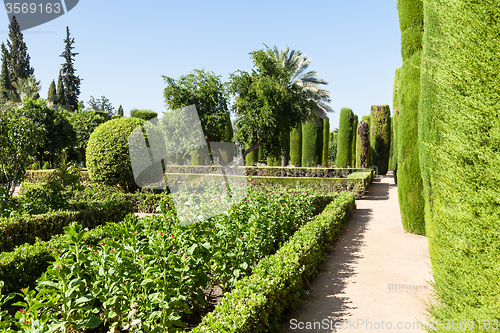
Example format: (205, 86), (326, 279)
(117, 105), (124, 117)
(0, 43), (11, 101)
(6, 16), (34, 84)
(47, 80), (57, 103)
(57, 71), (65, 106)
(60, 26), (80, 111)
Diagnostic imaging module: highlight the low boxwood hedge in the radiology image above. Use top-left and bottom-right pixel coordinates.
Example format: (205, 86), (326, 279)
(193, 192), (355, 332)
(0, 199), (134, 253)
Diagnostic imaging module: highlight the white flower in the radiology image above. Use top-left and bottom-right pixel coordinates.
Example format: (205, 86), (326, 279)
(122, 324), (130, 331)
(128, 309), (137, 317)
(131, 319), (141, 326)
(130, 303), (138, 309)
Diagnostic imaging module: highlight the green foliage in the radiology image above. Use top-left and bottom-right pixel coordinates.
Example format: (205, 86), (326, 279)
(69, 110), (107, 154)
(229, 47), (310, 159)
(6, 16), (34, 85)
(301, 113), (322, 167)
(369, 105), (391, 175)
(245, 143), (259, 166)
(328, 132), (337, 164)
(392, 67), (401, 182)
(130, 109), (157, 121)
(193, 192), (355, 332)
(336, 108), (354, 168)
(164, 68), (231, 145)
(117, 104), (123, 117)
(47, 79), (56, 103)
(0, 105), (45, 197)
(56, 71), (65, 106)
(351, 114), (358, 165)
(60, 26), (80, 111)
(42, 161), (50, 170)
(86, 117), (146, 191)
(0, 43), (11, 101)
(396, 0), (425, 235)
(322, 117), (329, 166)
(356, 121), (369, 168)
(290, 125), (302, 167)
(419, 0), (500, 321)
(87, 95), (115, 116)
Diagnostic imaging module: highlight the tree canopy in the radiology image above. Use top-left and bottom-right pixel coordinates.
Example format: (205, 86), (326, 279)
(60, 26), (80, 111)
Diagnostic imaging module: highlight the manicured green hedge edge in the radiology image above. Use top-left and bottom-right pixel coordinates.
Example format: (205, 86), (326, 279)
(24, 170), (90, 183)
(193, 192), (356, 333)
(0, 200), (135, 253)
(0, 192), (334, 296)
(0, 225), (111, 295)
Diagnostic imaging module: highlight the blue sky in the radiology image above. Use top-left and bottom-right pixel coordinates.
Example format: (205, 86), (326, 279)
(0, 0), (402, 131)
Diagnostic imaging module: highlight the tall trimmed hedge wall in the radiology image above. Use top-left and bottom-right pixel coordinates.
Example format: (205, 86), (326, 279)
(392, 67), (401, 183)
(322, 117), (330, 166)
(290, 126), (302, 167)
(420, 0), (500, 321)
(336, 108), (354, 168)
(302, 113), (322, 167)
(356, 121), (369, 168)
(351, 115), (358, 166)
(396, 0), (425, 235)
(369, 105), (391, 175)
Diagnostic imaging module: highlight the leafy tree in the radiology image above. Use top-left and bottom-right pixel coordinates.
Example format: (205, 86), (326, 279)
(60, 26), (80, 111)
(0, 43), (11, 101)
(117, 104), (123, 117)
(21, 98), (76, 167)
(6, 16), (34, 85)
(163, 69), (232, 163)
(47, 79), (57, 103)
(229, 48), (310, 162)
(69, 110), (107, 162)
(269, 45), (332, 166)
(0, 105), (45, 197)
(87, 95), (115, 116)
(56, 71), (65, 106)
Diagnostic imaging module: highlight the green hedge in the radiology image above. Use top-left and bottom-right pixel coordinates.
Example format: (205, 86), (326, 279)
(336, 108), (354, 168)
(369, 105), (391, 175)
(130, 109), (158, 121)
(351, 114), (358, 166)
(392, 67), (401, 183)
(420, 0), (500, 322)
(356, 121), (369, 168)
(0, 200), (134, 253)
(322, 117), (329, 166)
(193, 192), (356, 332)
(301, 113), (322, 167)
(245, 143), (259, 166)
(290, 126), (302, 167)
(0, 225), (110, 295)
(24, 169), (90, 184)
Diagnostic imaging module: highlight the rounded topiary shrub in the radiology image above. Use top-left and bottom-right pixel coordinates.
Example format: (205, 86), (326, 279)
(130, 109), (158, 121)
(87, 117), (148, 191)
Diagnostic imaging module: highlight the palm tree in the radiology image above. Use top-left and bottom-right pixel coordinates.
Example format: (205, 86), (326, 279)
(7, 76), (41, 103)
(270, 45), (333, 166)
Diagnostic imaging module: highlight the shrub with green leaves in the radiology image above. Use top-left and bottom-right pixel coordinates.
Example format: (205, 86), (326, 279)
(130, 109), (158, 121)
(336, 108), (354, 168)
(420, 0), (500, 322)
(86, 117), (151, 192)
(392, 67), (401, 183)
(328, 132), (337, 165)
(396, 0), (425, 234)
(322, 117), (330, 166)
(356, 121), (369, 168)
(290, 125), (302, 167)
(351, 114), (358, 165)
(369, 105), (391, 175)
(301, 113), (322, 167)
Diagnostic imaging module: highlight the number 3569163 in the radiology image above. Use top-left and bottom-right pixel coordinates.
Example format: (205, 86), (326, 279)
(5, 3), (61, 14)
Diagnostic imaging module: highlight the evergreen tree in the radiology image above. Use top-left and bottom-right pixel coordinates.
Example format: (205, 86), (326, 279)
(0, 43), (11, 101)
(117, 104), (124, 117)
(60, 26), (80, 111)
(57, 72), (65, 106)
(47, 80), (57, 103)
(6, 16), (34, 84)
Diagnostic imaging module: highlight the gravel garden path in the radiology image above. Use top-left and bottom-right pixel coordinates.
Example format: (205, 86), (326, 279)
(280, 174), (434, 332)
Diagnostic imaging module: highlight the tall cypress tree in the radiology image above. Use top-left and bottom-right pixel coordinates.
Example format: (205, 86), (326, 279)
(6, 16), (34, 84)
(47, 80), (57, 103)
(0, 43), (11, 100)
(60, 26), (80, 111)
(117, 105), (124, 117)
(57, 71), (65, 106)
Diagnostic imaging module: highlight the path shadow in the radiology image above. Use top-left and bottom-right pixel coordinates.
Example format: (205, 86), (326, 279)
(280, 207), (373, 332)
(361, 175), (394, 201)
